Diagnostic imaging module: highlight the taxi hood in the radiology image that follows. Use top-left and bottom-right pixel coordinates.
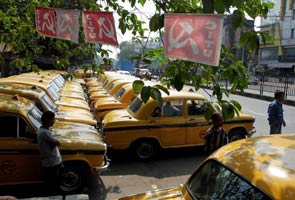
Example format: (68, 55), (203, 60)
(55, 111), (97, 126)
(94, 99), (127, 110)
(51, 127), (105, 149)
(103, 109), (140, 128)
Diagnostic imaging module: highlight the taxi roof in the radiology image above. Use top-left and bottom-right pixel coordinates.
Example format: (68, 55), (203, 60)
(0, 93), (33, 115)
(0, 82), (45, 96)
(0, 76), (51, 88)
(209, 134), (295, 199)
(156, 89), (206, 101)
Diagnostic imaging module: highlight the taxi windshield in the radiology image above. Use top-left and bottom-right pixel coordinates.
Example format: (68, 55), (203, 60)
(128, 97), (142, 114)
(27, 107), (42, 130)
(187, 160), (271, 200)
(41, 94), (58, 112)
(47, 85), (59, 101)
(115, 88), (126, 100)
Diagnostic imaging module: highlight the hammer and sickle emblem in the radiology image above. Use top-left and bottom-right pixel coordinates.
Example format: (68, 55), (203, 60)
(42, 12), (55, 34)
(1, 160), (16, 175)
(98, 17), (117, 42)
(168, 21), (198, 55)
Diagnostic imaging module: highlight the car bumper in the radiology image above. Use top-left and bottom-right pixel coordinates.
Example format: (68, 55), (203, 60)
(93, 159), (110, 172)
(247, 128), (256, 137)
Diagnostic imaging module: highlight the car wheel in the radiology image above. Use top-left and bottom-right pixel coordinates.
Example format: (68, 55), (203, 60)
(133, 139), (158, 161)
(229, 130), (245, 142)
(59, 164), (88, 194)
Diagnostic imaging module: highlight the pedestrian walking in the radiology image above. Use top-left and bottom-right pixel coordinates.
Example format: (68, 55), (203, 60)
(37, 111), (64, 194)
(268, 90), (286, 134)
(204, 112), (228, 156)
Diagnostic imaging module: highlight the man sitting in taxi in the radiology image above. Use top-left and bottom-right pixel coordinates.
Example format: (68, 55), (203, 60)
(163, 101), (179, 117)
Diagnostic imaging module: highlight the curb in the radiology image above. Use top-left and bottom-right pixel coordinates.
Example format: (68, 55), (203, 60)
(234, 91), (295, 106)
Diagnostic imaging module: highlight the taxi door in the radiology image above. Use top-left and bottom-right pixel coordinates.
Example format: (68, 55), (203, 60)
(148, 100), (186, 147)
(0, 115), (42, 185)
(185, 99), (210, 146)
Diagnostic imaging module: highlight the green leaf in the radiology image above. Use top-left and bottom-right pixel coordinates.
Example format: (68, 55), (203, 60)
(222, 102), (235, 121)
(174, 74), (184, 91)
(149, 14), (161, 32)
(141, 86), (151, 103)
(133, 80), (144, 94)
(239, 31), (252, 47)
(232, 10), (243, 29)
(247, 35), (258, 52)
(130, 0), (136, 7)
(230, 100), (241, 111)
(214, 0), (225, 14)
(154, 84), (170, 95)
(203, 102), (214, 121)
(150, 88), (163, 106)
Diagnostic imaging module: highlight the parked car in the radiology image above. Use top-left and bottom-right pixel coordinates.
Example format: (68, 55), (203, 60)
(0, 93), (109, 193)
(102, 90), (255, 160)
(0, 83), (97, 126)
(248, 75), (259, 85)
(118, 134), (295, 200)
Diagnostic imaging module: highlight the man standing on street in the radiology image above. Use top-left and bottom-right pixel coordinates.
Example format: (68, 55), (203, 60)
(268, 90), (286, 134)
(37, 111), (64, 194)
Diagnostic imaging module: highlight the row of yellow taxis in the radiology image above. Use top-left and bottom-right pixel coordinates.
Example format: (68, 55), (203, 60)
(84, 71), (295, 200)
(1, 69), (295, 199)
(0, 70), (109, 194)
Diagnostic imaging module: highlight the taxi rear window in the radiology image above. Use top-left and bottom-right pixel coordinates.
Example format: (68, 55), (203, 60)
(128, 97), (142, 113)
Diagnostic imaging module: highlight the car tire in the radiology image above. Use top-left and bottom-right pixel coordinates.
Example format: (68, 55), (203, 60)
(59, 164), (89, 194)
(132, 139), (158, 161)
(229, 129), (245, 142)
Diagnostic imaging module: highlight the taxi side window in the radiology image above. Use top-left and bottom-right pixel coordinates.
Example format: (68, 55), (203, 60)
(187, 100), (204, 116)
(0, 115), (18, 137)
(162, 100), (183, 117)
(0, 115), (32, 138)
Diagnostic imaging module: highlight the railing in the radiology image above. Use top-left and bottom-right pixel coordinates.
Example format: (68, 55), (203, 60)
(247, 73), (295, 99)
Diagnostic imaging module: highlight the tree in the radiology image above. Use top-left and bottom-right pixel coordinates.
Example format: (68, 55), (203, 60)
(118, 41), (137, 60)
(0, 0), (274, 119)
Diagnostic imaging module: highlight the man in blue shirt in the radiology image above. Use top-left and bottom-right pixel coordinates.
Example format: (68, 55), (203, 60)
(268, 90), (286, 134)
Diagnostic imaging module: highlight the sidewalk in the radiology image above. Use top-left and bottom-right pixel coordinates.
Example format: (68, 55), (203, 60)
(235, 88), (295, 106)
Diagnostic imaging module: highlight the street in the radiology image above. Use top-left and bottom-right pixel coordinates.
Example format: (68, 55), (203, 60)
(98, 89), (295, 199)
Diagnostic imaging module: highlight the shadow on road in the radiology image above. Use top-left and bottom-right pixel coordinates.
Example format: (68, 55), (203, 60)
(103, 146), (206, 178)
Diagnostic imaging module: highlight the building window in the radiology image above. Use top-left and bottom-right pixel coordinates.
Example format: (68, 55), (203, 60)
(292, 29), (295, 39)
(259, 48), (278, 61)
(293, 9), (295, 19)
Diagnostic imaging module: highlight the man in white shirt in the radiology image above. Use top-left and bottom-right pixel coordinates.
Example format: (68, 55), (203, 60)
(37, 111), (63, 193)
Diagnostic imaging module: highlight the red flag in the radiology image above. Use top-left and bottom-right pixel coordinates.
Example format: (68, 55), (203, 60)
(82, 11), (118, 46)
(165, 13), (224, 66)
(55, 9), (80, 43)
(35, 7), (57, 38)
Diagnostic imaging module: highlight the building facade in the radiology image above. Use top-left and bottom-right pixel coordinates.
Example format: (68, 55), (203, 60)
(259, 0), (295, 74)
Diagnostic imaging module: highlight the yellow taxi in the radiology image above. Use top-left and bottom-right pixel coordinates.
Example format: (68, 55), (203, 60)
(93, 81), (155, 122)
(118, 134), (295, 200)
(87, 73), (134, 94)
(0, 83), (97, 126)
(102, 90), (255, 160)
(89, 79), (134, 101)
(93, 83), (135, 122)
(0, 77), (91, 111)
(14, 72), (87, 100)
(0, 93), (109, 193)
